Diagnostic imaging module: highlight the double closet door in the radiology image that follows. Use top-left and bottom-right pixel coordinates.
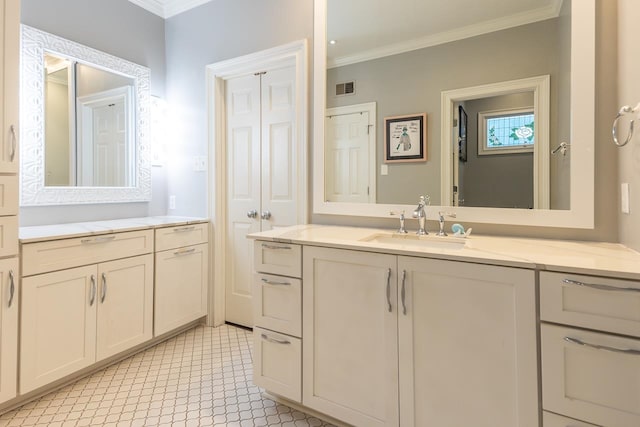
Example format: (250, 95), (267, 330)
(225, 65), (300, 327)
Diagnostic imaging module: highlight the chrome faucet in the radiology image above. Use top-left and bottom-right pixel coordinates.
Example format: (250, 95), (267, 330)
(412, 195), (430, 235)
(436, 211), (456, 236)
(390, 210), (408, 234)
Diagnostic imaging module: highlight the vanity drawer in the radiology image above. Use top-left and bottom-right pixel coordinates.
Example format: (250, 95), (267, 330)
(253, 327), (301, 403)
(155, 222), (208, 251)
(0, 216), (18, 258)
(540, 271), (640, 337)
(543, 412), (600, 427)
(22, 229), (154, 276)
(253, 273), (301, 338)
(542, 324), (640, 427)
(253, 241), (301, 278)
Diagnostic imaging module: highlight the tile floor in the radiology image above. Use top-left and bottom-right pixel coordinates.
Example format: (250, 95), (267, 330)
(0, 325), (336, 427)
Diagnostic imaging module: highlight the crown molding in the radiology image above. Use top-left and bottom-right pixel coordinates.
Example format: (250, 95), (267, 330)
(328, 2), (563, 69)
(127, 0), (213, 19)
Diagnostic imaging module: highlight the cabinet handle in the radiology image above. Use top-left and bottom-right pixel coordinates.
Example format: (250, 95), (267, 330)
(401, 270), (407, 315)
(89, 275), (96, 306)
(100, 273), (107, 303)
(261, 243), (291, 250)
(261, 278), (291, 286)
(173, 226), (196, 233)
(564, 336), (640, 356)
(386, 268), (392, 312)
(563, 278), (640, 293)
(81, 235), (116, 244)
(174, 248), (196, 256)
(7, 270), (14, 308)
(9, 125), (17, 162)
(261, 333), (291, 345)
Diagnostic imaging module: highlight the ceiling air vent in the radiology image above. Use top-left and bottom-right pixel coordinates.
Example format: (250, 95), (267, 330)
(335, 81), (355, 97)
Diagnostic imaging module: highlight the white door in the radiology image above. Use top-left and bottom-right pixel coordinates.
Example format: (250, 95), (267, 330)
(92, 99), (127, 187)
(225, 73), (262, 327)
(225, 65), (298, 327)
(302, 247), (399, 427)
(397, 256), (538, 427)
(325, 111), (373, 203)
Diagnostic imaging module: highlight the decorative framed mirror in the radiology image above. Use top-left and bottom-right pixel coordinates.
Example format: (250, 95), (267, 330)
(20, 25), (151, 206)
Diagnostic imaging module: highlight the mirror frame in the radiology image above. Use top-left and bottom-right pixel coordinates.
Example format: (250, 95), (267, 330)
(313, 0), (595, 228)
(20, 25), (151, 206)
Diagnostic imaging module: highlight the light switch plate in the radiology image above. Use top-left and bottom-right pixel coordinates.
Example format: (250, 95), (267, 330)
(621, 183), (630, 214)
(381, 164), (388, 175)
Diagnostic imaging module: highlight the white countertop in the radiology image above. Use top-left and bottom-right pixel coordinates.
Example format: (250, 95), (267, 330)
(249, 224), (640, 281)
(19, 216), (209, 243)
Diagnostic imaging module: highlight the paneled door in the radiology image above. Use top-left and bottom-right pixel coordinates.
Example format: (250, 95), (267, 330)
(225, 64), (298, 327)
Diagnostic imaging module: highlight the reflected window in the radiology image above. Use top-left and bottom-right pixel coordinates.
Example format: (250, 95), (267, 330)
(478, 109), (534, 155)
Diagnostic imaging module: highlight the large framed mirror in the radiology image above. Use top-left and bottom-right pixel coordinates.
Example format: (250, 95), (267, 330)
(20, 25), (151, 206)
(313, 0), (595, 228)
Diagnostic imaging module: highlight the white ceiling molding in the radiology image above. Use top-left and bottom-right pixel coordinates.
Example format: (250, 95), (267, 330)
(127, 0), (213, 19)
(328, 2), (564, 69)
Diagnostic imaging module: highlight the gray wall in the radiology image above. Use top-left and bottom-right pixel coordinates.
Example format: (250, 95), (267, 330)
(20, 0), (167, 226)
(327, 18), (564, 207)
(461, 94), (534, 209)
(164, 0), (313, 217)
(618, 0), (640, 251)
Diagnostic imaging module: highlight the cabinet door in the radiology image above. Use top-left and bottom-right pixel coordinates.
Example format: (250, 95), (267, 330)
(303, 247), (398, 427)
(0, 0), (19, 174)
(96, 254), (153, 361)
(0, 258), (18, 403)
(397, 257), (538, 427)
(155, 244), (208, 336)
(21, 265), (98, 393)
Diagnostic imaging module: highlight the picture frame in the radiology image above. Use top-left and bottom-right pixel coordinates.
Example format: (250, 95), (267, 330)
(458, 105), (468, 162)
(384, 113), (427, 163)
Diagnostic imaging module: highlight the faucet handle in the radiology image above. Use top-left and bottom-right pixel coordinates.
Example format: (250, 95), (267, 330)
(389, 210), (408, 234)
(419, 195), (431, 206)
(438, 211), (457, 220)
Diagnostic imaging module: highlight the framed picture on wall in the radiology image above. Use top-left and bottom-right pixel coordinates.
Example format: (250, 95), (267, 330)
(458, 105), (468, 162)
(384, 113), (427, 163)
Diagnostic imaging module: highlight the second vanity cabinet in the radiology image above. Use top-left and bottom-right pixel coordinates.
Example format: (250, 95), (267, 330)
(301, 246), (538, 427)
(20, 230), (154, 393)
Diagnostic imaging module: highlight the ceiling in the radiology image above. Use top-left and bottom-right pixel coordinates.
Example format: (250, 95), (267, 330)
(327, 0), (563, 67)
(127, 0), (213, 19)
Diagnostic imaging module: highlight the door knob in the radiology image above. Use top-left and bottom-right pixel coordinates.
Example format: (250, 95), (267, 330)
(247, 209), (258, 219)
(261, 210), (272, 220)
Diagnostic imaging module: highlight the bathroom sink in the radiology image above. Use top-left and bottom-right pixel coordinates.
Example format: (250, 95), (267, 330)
(360, 233), (467, 250)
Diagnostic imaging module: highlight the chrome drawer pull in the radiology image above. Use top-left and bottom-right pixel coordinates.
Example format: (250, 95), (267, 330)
(174, 248), (196, 256)
(173, 226), (196, 233)
(261, 243), (291, 250)
(9, 125), (17, 161)
(563, 278), (640, 293)
(261, 278), (291, 286)
(401, 270), (407, 315)
(7, 270), (14, 308)
(261, 333), (291, 345)
(386, 268), (392, 313)
(564, 336), (640, 356)
(81, 235), (116, 244)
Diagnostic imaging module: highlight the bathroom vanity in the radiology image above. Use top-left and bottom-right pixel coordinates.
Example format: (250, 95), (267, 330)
(0, 216), (209, 411)
(250, 225), (640, 427)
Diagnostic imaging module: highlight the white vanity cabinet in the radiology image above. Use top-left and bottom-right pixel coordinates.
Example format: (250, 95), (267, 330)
(252, 241), (303, 403)
(154, 224), (208, 336)
(0, 0), (19, 174)
(299, 246), (538, 427)
(20, 231), (154, 394)
(397, 256), (538, 427)
(541, 272), (640, 427)
(0, 259), (18, 403)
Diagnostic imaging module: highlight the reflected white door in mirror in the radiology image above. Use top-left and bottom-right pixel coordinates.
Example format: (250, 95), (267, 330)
(20, 25), (151, 205)
(313, 0), (595, 228)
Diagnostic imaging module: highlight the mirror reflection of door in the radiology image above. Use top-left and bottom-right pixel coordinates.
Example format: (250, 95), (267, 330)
(325, 102), (376, 203)
(43, 53), (135, 187)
